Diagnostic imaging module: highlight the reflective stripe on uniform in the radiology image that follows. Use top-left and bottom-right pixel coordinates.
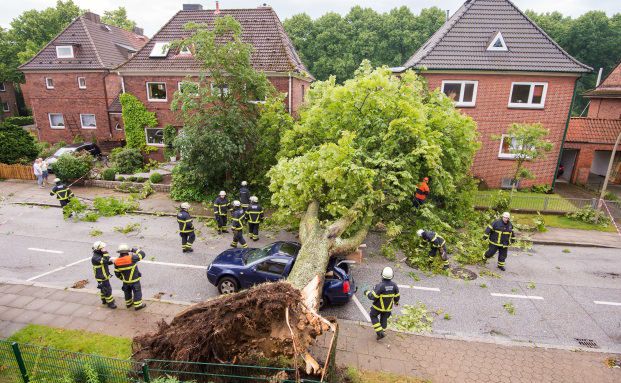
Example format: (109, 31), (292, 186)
(116, 265), (140, 283)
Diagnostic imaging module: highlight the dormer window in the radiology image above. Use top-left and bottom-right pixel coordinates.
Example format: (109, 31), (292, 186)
(179, 45), (192, 55)
(56, 45), (74, 58)
(149, 42), (170, 57)
(487, 32), (507, 52)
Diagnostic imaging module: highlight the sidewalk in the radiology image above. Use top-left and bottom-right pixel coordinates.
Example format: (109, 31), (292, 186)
(1, 281), (619, 383)
(530, 227), (621, 248)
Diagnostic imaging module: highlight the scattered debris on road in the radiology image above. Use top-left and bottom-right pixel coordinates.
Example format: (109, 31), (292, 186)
(153, 292), (166, 299)
(503, 302), (516, 315)
(71, 279), (89, 289)
(390, 302), (433, 333)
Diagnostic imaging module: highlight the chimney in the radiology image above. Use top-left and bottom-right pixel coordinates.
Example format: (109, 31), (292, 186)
(183, 4), (203, 11)
(214, 1), (220, 15)
(82, 12), (101, 24)
(446, 10), (450, 22)
(132, 27), (144, 36)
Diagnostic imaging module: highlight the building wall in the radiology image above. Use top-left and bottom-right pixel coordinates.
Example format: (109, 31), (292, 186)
(0, 82), (19, 120)
(423, 72), (578, 188)
(563, 142), (616, 184)
(588, 98), (621, 120)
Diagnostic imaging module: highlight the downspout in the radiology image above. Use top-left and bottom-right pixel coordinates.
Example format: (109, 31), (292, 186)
(552, 76), (579, 190)
(103, 70), (113, 139)
(288, 72), (292, 114)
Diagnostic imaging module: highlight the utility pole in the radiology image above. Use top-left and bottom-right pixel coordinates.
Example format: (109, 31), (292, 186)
(598, 130), (621, 207)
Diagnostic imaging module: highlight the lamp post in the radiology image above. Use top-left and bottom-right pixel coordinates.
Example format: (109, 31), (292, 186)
(598, 130), (621, 207)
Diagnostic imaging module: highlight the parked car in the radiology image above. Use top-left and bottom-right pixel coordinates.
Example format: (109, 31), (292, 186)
(206, 241), (356, 307)
(45, 143), (101, 171)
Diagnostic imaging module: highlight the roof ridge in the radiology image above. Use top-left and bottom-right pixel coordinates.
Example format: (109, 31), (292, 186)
(597, 59), (621, 88)
(19, 16), (82, 69)
(80, 16), (105, 68)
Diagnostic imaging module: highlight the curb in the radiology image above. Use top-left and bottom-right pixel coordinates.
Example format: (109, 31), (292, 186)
(530, 239), (621, 249)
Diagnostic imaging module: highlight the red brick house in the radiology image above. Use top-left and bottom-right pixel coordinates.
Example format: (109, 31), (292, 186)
(563, 61), (621, 186)
(0, 82), (19, 121)
(115, 4), (312, 152)
(395, 0), (591, 188)
(19, 12), (147, 145)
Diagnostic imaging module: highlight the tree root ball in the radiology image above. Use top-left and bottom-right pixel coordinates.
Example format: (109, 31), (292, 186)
(132, 282), (327, 368)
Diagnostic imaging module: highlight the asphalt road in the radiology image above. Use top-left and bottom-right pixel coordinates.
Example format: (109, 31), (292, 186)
(1, 203), (620, 352)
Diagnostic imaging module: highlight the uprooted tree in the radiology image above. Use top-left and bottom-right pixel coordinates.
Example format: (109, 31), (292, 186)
(134, 63), (479, 375)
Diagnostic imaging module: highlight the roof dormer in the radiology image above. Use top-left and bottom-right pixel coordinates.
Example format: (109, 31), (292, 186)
(487, 31), (507, 52)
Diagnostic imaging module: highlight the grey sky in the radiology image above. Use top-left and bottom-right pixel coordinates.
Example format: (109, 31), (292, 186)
(1, 0), (619, 36)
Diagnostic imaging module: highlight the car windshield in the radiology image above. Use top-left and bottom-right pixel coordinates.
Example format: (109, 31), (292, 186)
(53, 147), (75, 157)
(243, 244), (274, 264)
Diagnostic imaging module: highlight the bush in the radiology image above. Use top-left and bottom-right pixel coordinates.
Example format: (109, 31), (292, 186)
(116, 176), (125, 181)
(53, 152), (94, 181)
(489, 190), (511, 213)
(127, 176), (137, 182)
(149, 172), (164, 183)
(36, 140), (66, 159)
(109, 147), (143, 174)
(566, 207), (610, 226)
(0, 122), (39, 164)
(170, 165), (205, 201)
(530, 184), (553, 194)
(101, 168), (117, 181)
(163, 124), (177, 158)
(4, 116), (34, 126)
(135, 177), (146, 183)
(93, 196), (139, 216)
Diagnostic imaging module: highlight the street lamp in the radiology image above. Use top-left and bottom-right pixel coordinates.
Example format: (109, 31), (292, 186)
(598, 130), (621, 207)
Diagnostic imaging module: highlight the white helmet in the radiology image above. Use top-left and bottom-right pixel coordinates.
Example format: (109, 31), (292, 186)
(92, 241), (106, 251)
(233, 200), (241, 207)
(416, 229), (424, 237)
(241, 181), (248, 186)
(382, 267), (394, 280)
(54, 178), (61, 183)
(180, 202), (190, 210)
(250, 196), (258, 203)
(219, 191), (226, 197)
(117, 243), (130, 253)
(502, 212), (511, 219)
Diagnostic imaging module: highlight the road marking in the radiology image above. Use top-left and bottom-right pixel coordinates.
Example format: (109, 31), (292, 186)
(141, 260), (208, 270)
(27, 247), (64, 254)
(491, 293), (543, 300)
(398, 284), (441, 292)
(594, 300), (621, 306)
(352, 295), (371, 322)
(27, 257), (90, 281)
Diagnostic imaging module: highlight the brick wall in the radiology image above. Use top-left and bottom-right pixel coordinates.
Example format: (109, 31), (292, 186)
(563, 142), (616, 184)
(588, 98), (621, 119)
(85, 179), (171, 193)
(423, 73), (578, 188)
(0, 82), (19, 120)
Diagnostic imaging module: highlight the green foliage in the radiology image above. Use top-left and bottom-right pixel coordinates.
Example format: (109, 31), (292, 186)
(170, 164), (205, 201)
(151, 376), (185, 383)
(114, 181), (140, 193)
(4, 116), (34, 126)
(443, 313), (451, 320)
(604, 191), (619, 201)
(101, 168), (117, 181)
(533, 212), (547, 232)
(101, 7), (137, 32)
(489, 191), (511, 213)
(53, 152), (93, 181)
(163, 124), (177, 158)
(527, 281), (536, 289)
(390, 302), (433, 333)
(36, 140), (66, 159)
(109, 147), (143, 174)
(62, 198), (86, 219)
(149, 172), (163, 183)
(93, 196), (138, 216)
(530, 184), (553, 194)
(119, 93), (158, 150)
(72, 134), (85, 144)
(503, 302), (516, 315)
(139, 180), (154, 199)
(83, 212), (100, 222)
(566, 207), (611, 226)
(89, 229), (103, 237)
(143, 159), (161, 172)
(114, 222), (140, 234)
(116, 176), (125, 181)
(0, 122), (38, 164)
(562, 248), (571, 253)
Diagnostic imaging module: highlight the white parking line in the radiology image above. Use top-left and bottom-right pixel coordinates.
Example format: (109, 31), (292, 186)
(141, 260), (208, 270)
(352, 295), (371, 322)
(594, 301), (621, 306)
(491, 293), (544, 300)
(398, 284), (441, 292)
(27, 248), (64, 254)
(27, 257), (90, 281)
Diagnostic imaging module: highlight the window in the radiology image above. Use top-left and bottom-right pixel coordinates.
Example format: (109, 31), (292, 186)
(56, 45), (74, 58)
(45, 78), (54, 89)
(178, 81), (199, 96)
(211, 83), (229, 97)
(508, 82), (547, 109)
(179, 45), (192, 55)
(115, 122), (122, 131)
(441, 81), (478, 107)
(301, 84), (305, 101)
(0, 83), (5, 92)
(146, 82), (167, 101)
(498, 134), (532, 159)
(80, 114), (97, 129)
(1, 102), (9, 112)
(487, 32), (507, 51)
(149, 42), (170, 57)
(145, 127), (164, 146)
(48, 113), (65, 129)
(256, 260), (287, 276)
(78, 77), (86, 89)
(279, 243), (300, 257)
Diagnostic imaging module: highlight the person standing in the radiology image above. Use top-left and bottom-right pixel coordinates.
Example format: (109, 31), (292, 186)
(91, 241), (117, 309)
(33, 159), (44, 188)
(177, 202), (195, 253)
(230, 200), (248, 248)
(246, 196), (264, 241)
(213, 191), (230, 234)
(50, 178), (74, 209)
(483, 212), (515, 271)
(40, 158), (49, 186)
(113, 244), (146, 310)
(417, 229), (450, 270)
(412, 177), (430, 208)
(239, 181), (251, 210)
(364, 267), (400, 340)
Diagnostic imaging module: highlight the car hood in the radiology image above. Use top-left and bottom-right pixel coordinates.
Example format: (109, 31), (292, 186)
(211, 248), (248, 267)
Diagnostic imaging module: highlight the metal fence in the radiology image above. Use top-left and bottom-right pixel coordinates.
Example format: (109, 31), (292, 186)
(474, 193), (596, 213)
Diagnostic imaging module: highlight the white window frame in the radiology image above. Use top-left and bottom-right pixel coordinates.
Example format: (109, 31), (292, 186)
(487, 32), (508, 51)
(48, 113), (65, 129)
(211, 83), (229, 97)
(178, 81), (199, 96)
(115, 122), (122, 131)
(78, 77), (86, 89)
(56, 45), (74, 58)
(508, 82), (548, 109)
(0, 83), (5, 92)
(149, 42), (170, 57)
(146, 82), (167, 102)
(79, 114), (97, 129)
(498, 134), (534, 160)
(441, 80), (478, 107)
(2, 102), (9, 112)
(144, 127), (165, 147)
(179, 45), (192, 55)
(45, 77), (54, 89)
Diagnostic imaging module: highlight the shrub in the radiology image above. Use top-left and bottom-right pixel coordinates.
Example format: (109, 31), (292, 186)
(530, 184), (553, 194)
(127, 176), (137, 182)
(116, 176), (125, 181)
(566, 207), (610, 226)
(170, 165), (205, 201)
(489, 190), (511, 213)
(101, 168), (117, 181)
(163, 124), (177, 158)
(53, 152), (94, 181)
(149, 172), (164, 183)
(143, 159), (160, 171)
(604, 191), (619, 201)
(134, 177), (146, 183)
(4, 116), (34, 126)
(109, 147), (143, 174)
(119, 93), (158, 150)
(36, 140), (66, 159)
(0, 122), (39, 164)
(93, 196), (139, 216)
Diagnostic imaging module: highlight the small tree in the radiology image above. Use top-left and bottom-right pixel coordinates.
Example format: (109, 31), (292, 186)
(120, 93), (158, 150)
(101, 7), (137, 32)
(499, 123), (553, 188)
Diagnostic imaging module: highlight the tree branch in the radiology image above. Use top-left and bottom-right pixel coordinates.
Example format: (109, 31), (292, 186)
(326, 197), (366, 239)
(329, 213), (373, 256)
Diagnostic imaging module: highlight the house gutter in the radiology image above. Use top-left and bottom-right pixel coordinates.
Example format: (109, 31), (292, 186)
(288, 72), (292, 114)
(552, 76), (580, 190)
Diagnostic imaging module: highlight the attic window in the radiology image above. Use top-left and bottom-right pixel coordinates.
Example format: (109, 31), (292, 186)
(487, 32), (507, 51)
(179, 45), (192, 55)
(150, 42), (170, 57)
(56, 46), (74, 58)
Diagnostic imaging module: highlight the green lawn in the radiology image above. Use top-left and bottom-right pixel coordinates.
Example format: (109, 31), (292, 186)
(476, 190), (590, 213)
(513, 213), (616, 232)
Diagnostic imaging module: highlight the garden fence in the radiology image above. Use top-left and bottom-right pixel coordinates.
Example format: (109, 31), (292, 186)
(474, 194), (596, 214)
(0, 164), (35, 180)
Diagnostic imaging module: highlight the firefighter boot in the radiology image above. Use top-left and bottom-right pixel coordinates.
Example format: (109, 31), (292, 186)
(135, 303), (147, 311)
(376, 331), (386, 340)
(107, 301), (117, 309)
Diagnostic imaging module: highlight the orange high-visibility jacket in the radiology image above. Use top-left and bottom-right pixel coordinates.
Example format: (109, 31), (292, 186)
(415, 181), (430, 201)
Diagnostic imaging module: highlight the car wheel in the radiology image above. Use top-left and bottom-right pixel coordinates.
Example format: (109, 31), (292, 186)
(217, 277), (239, 295)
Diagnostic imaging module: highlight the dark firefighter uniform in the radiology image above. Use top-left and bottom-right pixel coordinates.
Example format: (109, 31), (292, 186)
(230, 207), (248, 248)
(114, 248), (146, 310)
(365, 280), (400, 338)
(50, 183), (74, 207)
(420, 230), (449, 269)
(239, 186), (250, 209)
(177, 210), (195, 252)
(483, 219), (515, 269)
(91, 249), (116, 308)
(213, 196), (231, 234)
(246, 203), (264, 241)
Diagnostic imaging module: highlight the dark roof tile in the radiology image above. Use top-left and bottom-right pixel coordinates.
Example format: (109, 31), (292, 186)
(584, 61), (621, 98)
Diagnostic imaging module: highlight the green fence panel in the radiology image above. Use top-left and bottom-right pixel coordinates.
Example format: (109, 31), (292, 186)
(0, 340), (23, 382)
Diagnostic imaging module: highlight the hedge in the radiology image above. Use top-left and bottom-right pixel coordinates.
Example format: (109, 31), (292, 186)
(4, 116), (34, 126)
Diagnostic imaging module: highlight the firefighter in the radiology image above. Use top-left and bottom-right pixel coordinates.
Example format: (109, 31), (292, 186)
(239, 181), (251, 210)
(246, 196), (264, 241)
(417, 229), (449, 270)
(213, 191), (231, 234)
(177, 202), (195, 253)
(50, 178), (74, 209)
(230, 200), (248, 248)
(483, 212), (515, 271)
(91, 241), (117, 309)
(113, 244), (146, 310)
(364, 267), (400, 340)
(412, 177), (430, 208)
